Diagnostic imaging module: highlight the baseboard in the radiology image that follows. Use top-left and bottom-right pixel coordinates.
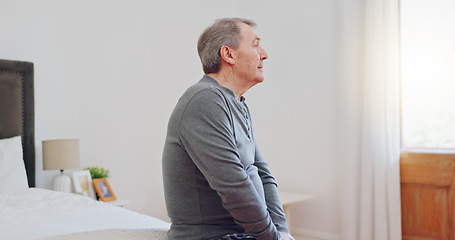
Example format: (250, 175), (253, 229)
(290, 227), (339, 240)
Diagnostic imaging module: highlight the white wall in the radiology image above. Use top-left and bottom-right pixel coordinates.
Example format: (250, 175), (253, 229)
(0, 0), (339, 238)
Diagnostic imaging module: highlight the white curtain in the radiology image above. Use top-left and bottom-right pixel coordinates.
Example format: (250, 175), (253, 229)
(338, 0), (402, 239)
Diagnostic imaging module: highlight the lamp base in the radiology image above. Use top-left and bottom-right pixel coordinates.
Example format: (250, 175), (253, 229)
(53, 171), (72, 192)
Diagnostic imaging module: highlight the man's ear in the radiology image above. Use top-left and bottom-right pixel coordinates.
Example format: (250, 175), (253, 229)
(220, 46), (236, 65)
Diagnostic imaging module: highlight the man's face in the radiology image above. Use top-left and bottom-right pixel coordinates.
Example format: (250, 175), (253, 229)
(233, 23), (268, 86)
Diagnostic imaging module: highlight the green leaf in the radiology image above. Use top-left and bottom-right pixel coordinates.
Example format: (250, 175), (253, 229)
(84, 167), (110, 179)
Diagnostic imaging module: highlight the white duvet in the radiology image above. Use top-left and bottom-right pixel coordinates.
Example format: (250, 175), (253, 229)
(0, 188), (170, 240)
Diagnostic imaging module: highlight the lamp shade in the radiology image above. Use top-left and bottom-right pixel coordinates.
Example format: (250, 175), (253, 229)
(43, 139), (80, 170)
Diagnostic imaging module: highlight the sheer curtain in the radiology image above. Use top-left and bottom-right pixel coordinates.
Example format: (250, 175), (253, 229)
(338, 0), (402, 239)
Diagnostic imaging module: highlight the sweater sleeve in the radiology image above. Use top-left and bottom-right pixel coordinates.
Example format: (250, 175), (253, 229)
(178, 89), (280, 240)
(253, 141), (290, 233)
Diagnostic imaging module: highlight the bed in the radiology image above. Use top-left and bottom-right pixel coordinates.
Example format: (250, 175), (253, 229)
(0, 59), (170, 239)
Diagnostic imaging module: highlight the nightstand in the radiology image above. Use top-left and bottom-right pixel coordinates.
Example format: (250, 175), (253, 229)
(278, 191), (316, 230)
(106, 199), (129, 208)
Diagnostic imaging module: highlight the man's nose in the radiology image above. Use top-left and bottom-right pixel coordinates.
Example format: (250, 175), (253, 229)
(259, 46), (268, 60)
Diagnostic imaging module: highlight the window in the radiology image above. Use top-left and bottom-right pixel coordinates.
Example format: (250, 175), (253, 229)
(401, 0), (455, 149)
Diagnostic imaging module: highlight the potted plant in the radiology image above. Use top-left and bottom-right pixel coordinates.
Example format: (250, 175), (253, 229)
(84, 166), (110, 179)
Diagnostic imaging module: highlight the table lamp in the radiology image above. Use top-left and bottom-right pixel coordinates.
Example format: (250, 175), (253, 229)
(43, 139), (80, 192)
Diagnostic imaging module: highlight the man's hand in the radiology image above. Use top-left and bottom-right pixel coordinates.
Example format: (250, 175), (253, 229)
(279, 232), (295, 240)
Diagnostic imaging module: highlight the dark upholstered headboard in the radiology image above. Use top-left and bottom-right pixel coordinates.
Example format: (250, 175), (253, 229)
(0, 59), (35, 187)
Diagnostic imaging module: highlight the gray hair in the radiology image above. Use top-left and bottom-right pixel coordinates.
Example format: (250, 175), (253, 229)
(197, 18), (256, 74)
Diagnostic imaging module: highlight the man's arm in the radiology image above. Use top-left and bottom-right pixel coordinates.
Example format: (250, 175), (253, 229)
(253, 141), (289, 233)
(246, 103), (293, 239)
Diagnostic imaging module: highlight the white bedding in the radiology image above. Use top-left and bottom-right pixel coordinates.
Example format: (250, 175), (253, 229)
(0, 188), (170, 240)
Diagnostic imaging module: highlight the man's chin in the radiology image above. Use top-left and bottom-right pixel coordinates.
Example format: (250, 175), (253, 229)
(256, 75), (265, 83)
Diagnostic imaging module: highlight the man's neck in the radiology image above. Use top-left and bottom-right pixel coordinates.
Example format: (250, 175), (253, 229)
(207, 72), (249, 100)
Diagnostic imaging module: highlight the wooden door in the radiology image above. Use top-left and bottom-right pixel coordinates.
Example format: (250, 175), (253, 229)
(401, 152), (455, 240)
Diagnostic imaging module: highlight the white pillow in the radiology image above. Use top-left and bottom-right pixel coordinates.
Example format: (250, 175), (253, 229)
(0, 136), (29, 193)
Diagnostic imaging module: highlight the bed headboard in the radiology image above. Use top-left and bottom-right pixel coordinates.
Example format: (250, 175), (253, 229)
(0, 59), (35, 187)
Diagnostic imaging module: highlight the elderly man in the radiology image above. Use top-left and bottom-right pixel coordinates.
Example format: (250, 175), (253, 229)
(162, 18), (294, 240)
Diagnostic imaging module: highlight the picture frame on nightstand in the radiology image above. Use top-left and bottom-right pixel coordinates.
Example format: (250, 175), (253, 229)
(92, 178), (117, 202)
(72, 170), (96, 199)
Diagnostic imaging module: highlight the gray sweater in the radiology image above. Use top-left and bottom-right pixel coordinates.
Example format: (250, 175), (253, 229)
(162, 76), (288, 240)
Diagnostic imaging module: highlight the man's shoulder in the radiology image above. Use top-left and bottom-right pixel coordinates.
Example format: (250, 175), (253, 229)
(181, 78), (227, 104)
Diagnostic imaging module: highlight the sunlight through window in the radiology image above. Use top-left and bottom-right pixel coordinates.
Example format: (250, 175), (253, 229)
(401, 0), (455, 149)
